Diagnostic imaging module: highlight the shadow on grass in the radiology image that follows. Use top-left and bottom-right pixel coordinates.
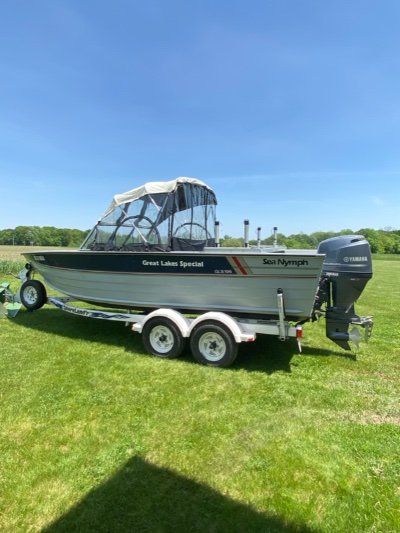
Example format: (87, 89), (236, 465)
(14, 307), (144, 350)
(300, 346), (357, 361)
(13, 308), (298, 373)
(234, 334), (356, 373)
(235, 335), (296, 373)
(43, 455), (316, 533)
(13, 308), (353, 374)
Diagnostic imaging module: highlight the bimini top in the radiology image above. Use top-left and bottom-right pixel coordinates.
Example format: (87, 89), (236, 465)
(81, 177), (217, 252)
(103, 177), (213, 218)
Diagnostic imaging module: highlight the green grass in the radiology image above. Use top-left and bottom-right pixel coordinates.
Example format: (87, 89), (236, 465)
(0, 258), (25, 274)
(0, 246), (66, 274)
(372, 253), (400, 261)
(0, 258), (399, 532)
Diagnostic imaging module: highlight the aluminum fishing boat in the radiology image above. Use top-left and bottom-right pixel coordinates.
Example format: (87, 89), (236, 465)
(21, 177), (373, 350)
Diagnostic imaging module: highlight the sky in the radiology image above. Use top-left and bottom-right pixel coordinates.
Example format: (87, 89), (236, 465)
(1, 0), (400, 239)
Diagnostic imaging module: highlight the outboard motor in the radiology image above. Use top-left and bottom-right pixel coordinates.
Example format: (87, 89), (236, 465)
(314, 235), (373, 350)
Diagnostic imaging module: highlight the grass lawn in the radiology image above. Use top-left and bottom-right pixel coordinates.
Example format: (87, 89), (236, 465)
(0, 249), (399, 532)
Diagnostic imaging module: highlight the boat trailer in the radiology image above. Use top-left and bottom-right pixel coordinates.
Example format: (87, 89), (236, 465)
(7, 267), (372, 368)
(44, 289), (304, 368)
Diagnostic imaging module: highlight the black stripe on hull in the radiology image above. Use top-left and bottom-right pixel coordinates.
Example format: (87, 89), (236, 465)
(24, 252), (238, 275)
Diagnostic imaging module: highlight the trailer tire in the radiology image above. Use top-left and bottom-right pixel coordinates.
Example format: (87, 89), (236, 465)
(190, 321), (238, 367)
(20, 280), (47, 311)
(142, 317), (185, 359)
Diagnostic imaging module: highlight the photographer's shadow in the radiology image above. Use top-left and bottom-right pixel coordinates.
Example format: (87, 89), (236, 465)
(44, 455), (316, 533)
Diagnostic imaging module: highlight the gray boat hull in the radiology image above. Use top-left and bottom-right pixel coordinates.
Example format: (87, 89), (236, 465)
(23, 249), (325, 320)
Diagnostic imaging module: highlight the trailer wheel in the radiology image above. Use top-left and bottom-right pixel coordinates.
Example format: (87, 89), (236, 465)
(190, 321), (238, 367)
(142, 318), (185, 359)
(20, 280), (47, 311)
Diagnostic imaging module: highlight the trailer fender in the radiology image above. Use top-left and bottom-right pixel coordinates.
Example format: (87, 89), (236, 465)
(135, 308), (191, 337)
(189, 312), (256, 343)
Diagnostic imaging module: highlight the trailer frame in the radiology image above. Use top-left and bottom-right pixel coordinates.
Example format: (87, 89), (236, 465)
(47, 291), (303, 367)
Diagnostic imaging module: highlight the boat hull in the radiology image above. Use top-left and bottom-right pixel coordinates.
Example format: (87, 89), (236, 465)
(23, 250), (325, 320)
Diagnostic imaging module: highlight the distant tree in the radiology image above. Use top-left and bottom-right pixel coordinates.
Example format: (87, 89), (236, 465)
(0, 228), (14, 245)
(13, 226), (33, 245)
(357, 228), (384, 254)
(0, 226), (89, 247)
(221, 235), (243, 247)
(68, 229), (89, 247)
(261, 232), (286, 246)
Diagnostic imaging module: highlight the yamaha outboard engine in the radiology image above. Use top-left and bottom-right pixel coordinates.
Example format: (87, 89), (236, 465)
(314, 235), (373, 350)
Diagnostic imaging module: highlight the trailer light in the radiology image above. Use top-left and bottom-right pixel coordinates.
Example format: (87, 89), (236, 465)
(241, 333), (256, 342)
(296, 325), (303, 338)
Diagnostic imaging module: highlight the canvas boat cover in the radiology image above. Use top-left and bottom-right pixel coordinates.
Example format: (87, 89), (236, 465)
(103, 177), (213, 218)
(81, 176), (217, 251)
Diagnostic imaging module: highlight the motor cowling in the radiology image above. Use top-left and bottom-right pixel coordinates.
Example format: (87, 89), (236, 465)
(314, 235), (373, 350)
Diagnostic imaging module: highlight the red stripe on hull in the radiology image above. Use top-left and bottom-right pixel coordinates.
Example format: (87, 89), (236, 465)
(231, 256), (248, 275)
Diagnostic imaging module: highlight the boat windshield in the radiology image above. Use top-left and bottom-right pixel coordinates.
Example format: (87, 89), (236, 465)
(81, 178), (217, 252)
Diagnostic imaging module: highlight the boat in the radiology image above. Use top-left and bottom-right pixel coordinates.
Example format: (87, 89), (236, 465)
(21, 177), (373, 351)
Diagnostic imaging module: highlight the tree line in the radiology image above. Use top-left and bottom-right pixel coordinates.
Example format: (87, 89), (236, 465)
(223, 228), (400, 254)
(0, 225), (399, 254)
(0, 226), (90, 247)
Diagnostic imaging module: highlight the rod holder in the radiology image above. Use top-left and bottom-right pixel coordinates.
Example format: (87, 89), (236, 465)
(244, 219), (250, 248)
(257, 227), (261, 247)
(273, 226), (278, 248)
(214, 220), (220, 247)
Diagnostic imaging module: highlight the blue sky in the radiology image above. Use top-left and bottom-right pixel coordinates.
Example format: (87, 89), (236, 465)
(1, 0), (399, 238)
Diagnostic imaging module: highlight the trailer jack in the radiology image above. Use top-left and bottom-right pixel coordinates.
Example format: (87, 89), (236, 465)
(0, 282), (22, 318)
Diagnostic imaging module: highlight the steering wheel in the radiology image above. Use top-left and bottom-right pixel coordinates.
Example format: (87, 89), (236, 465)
(113, 215), (162, 246)
(173, 222), (212, 241)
